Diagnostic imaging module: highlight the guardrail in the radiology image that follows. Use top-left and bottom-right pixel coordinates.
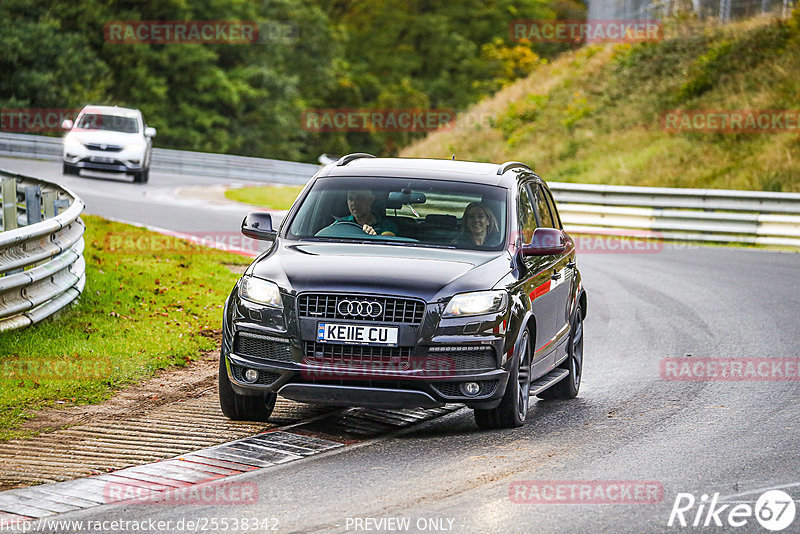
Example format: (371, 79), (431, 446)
(0, 132), (318, 185)
(0, 169), (85, 332)
(1, 132), (799, 248)
(549, 182), (800, 248)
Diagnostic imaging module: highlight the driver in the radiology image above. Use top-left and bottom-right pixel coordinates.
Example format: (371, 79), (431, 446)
(339, 189), (398, 236)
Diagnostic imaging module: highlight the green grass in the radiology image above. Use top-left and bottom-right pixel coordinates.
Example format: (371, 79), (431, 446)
(401, 13), (800, 192)
(224, 185), (304, 210)
(0, 215), (250, 440)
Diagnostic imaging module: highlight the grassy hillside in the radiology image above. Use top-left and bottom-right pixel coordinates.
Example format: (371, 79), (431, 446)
(401, 14), (800, 192)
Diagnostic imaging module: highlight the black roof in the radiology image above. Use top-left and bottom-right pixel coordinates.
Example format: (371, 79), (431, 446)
(315, 157), (540, 186)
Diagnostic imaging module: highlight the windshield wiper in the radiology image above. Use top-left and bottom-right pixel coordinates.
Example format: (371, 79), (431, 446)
(379, 241), (456, 249)
(303, 237), (460, 249)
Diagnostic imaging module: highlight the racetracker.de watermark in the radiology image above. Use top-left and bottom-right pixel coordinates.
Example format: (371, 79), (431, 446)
(660, 357), (800, 381)
(0, 358), (112, 381)
(509, 480), (664, 504)
(509, 20), (662, 43)
(572, 230), (665, 254)
(103, 20), (298, 44)
(103, 480), (258, 506)
(1, 108), (81, 133)
(301, 109), (456, 132)
(662, 110), (800, 133)
(301, 355), (456, 381)
(103, 231), (262, 257)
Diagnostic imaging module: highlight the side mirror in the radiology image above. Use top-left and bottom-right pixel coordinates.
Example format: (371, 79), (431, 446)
(241, 212), (277, 241)
(62, 119), (73, 130)
(522, 228), (569, 256)
(144, 127), (156, 137)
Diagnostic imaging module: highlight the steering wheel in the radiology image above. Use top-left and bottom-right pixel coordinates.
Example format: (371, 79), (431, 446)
(331, 220), (366, 230)
(314, 220), (371, 237)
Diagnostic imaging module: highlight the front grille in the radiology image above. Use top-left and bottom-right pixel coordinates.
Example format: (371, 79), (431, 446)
(303, 342), (413, 370)
(429, 347), (497, 370)
(431, 380), (498, 398)
(298, 293), (425, 324)
(231, 364), (282, 385)
(84, 143), (124, 152)
(234, 332), (294, 363)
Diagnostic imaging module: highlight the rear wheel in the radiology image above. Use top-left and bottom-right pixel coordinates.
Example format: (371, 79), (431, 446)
(218, 352), (276, 421)
(538, 304), (583, 400)
(474, 329), (531, 429)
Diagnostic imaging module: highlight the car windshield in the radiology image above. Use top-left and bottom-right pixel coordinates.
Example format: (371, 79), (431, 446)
(287, 177), (508, 250)
(76, 113), (139, 133)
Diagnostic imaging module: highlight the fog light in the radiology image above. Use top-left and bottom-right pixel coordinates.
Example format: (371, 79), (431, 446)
(244, 369), (259, 383)
(460, 382), (481, 397)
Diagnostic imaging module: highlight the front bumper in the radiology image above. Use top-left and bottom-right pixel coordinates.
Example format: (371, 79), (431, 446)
(223, 292), (515, 409)
(226, 348), (510, 409)
(63, 147), (146, 174)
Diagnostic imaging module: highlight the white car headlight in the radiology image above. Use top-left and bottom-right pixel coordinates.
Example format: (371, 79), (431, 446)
(126, 142), (145, 152)
(443, 290), (507, 317)
(63, 136), (82, 151)
(239, 277), (282, 308)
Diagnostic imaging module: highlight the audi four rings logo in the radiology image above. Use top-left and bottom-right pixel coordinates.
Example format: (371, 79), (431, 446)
(337, 300), (383, 317)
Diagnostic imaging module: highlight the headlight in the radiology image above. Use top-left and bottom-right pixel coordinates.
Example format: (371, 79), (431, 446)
(126, 143), (145, 151)
(443, 290), (507, 317)
(239, 277), (282, 308)
(63, 136), (82, 151)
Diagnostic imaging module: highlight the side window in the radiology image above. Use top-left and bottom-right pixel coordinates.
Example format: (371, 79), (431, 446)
(533, 184), (556, 228)
(541, 185), (562, 229)
(517, 185), (537, 244)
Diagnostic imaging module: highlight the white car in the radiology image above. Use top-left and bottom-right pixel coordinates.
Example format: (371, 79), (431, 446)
(62, 105), (155, 183)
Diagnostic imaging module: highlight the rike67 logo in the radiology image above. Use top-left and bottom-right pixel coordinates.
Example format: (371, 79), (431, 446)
(668, 490), (796, 531)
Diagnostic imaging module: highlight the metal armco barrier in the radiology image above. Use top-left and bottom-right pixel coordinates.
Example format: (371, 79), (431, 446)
(0, 132), (318, 185)
(2, 132), (799, 248)
(0, 168), (85, 332)
(549, 182), (800, 248)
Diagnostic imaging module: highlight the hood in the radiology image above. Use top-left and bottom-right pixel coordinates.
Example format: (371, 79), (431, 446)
(67, 130), (141, 146)
(248, 241), (513, 302)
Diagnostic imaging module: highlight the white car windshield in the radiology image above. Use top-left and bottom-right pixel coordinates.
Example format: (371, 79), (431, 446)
(76, 113), (139, 133)
(287, 177), (508, 250)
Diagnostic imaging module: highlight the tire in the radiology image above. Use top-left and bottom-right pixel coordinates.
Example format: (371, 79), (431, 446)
(141, 168), (149, 183)
(474, 328), (532, 429)
(538, 304), (583, 400)
(62, 163), (77, 176)
(132, 171), (143, 183)
(218, 352), (276, 421)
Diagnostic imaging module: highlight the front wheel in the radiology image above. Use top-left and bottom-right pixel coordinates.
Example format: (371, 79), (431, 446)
(62, 163), (78, 176)
(474, 328), (531, 429)
(538, 304), (583, 400)
(218, 352), (276, 421)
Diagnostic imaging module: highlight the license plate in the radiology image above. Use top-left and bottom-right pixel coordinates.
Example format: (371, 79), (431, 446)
(90, 156), (114, 163)
(317, 323), (398, 346)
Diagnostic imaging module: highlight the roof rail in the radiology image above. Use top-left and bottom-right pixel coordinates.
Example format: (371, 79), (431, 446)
(497, 161), (531, 175)
(336, 153), (376, 166)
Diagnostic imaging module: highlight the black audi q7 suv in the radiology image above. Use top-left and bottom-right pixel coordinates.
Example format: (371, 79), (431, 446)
(220, 155), (586, 429)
